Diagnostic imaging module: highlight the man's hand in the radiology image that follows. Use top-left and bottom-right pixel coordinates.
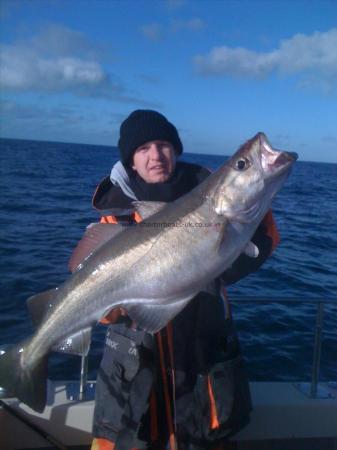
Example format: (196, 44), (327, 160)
(243, 241), (259, 258)
(100, 307), (128, 324)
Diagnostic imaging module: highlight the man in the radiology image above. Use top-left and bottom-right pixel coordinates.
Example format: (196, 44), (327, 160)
(89, 110), (279, 449)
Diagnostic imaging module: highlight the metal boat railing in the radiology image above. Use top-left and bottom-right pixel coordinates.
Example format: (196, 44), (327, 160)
(1, 297), (335, 450)
(0, 297), (336, 402)
(229, 297), (336, 399)
(75, 296), (337, 401)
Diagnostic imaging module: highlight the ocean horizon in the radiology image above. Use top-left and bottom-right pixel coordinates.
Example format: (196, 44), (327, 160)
(1, 136), (336, 166)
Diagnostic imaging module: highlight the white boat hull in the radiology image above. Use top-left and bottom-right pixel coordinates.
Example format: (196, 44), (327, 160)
(1, 380), (337, 449)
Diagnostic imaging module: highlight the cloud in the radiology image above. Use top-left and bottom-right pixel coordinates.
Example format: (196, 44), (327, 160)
(0, 99), (116, 143)
(137, 73), (161, 84)
(0, 24), (138, 101)
(1, 47), (108, 91)
(164, 0), (186, 10)
(0, 99), (93, 126)
(140, 23), (163, 41)
(30, 23), (107, 59)
(322, 135), (337, 145)
(194, 28), (337, 93)
(140, 17), (205, 41)
(1, 100), (45, 120)
(171, 18), (205, 32)
(1, 93), (159, 143)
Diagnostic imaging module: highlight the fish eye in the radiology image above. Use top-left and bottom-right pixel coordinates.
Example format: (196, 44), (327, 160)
(234, 157), (250, 171)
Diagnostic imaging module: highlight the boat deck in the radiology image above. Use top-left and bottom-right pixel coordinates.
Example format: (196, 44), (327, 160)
(1, 381), (337, 450)
(8, 439), (337, 450)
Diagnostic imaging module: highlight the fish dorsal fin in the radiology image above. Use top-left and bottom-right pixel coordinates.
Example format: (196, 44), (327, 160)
(27, 289), (92, 356)
(68, 223), (125, 273)
(125, 295), (194, 333)
(132, 201), (167, 220)
(27, 288), (60, 326)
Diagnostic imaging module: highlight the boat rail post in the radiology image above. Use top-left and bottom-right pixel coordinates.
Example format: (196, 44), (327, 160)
(79, 354), (88, 401)
(310, 301), (324, 398)
(294, 299), (333, 399)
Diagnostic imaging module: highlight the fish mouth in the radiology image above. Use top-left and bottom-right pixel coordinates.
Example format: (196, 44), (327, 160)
(258, 132), (298, 179)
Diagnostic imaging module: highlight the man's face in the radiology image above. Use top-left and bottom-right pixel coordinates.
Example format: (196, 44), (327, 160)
(132, 140), (177, 183)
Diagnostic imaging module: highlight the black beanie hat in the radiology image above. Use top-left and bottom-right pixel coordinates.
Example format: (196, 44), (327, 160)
(118, 110), (183, 166)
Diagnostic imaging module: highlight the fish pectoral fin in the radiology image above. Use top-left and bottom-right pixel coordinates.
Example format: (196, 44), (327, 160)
(52, 327), (92, 356)
(215, 221), (228, 255)
(27, 288), (60, 327)
(132, 201), (167, 220)
(68, 223), (125, 273)
(125, 295), (194, 333)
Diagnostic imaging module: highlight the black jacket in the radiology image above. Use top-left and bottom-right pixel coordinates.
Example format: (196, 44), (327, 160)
(92, 161), (275, 447)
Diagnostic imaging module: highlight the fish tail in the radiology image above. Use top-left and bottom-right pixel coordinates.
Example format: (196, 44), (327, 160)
(0, 341), (48, 413)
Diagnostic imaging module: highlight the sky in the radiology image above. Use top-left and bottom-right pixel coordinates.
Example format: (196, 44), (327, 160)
(0, 0), (336, 163)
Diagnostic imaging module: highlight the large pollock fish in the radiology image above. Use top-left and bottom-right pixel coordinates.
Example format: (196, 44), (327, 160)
(0, 132), (297, 412)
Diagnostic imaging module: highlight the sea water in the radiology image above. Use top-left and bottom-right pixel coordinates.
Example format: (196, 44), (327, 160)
(0, 138), (336, 382)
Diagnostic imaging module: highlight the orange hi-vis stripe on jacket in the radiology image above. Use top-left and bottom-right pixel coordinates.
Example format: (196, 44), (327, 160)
(91, 438), (141, 450)
(100, 211), (143, 224)
(263, 209), (280, 252)
(157, 324), (178, 450)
